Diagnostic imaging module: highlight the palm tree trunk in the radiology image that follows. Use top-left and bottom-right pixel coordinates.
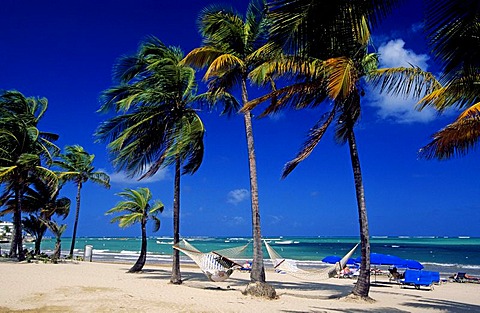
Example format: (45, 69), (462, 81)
(170, 157), (182, 284)
(241, 79), (265, 283)
(34, 232), (43, 255)
(10, 185), (25, 261)
(129, 220), (147, 273)
(347, 129), (371, 299)
(69, 182), (82, 258)
(52, 237), (61, 263)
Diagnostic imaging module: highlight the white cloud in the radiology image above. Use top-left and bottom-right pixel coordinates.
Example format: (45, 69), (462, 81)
(227, 189), (249, 205)
(368, 39), (437, 123)
(107, 168), (170, 185)
(268, 215), (283, 225)
(268, 111), (286, 121)
(411, 22), (424, 33)
(366, 88), (439, 124)
(378, 39), (429, 69)
(231, 216), (245, 225)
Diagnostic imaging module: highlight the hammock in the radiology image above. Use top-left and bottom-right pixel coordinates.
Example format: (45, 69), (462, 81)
(173, 239), (250, 282)
(264, 240), (359, 281)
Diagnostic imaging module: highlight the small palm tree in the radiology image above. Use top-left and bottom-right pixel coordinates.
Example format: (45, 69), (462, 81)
(54, 145), (110, 258)
(40, 218), (67, 263)
(106, 187), (163, 273)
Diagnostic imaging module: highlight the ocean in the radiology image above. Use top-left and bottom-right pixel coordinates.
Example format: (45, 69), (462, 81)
(5, 236), (480, 277)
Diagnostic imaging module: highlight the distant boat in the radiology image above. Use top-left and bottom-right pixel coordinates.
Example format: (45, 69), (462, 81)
(276, 240), (293, 245)
(458, 236), (470, 239)
(156, 240), (174, 245)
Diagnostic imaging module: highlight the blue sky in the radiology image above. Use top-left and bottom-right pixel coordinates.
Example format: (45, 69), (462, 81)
(1, 0), (479, 238)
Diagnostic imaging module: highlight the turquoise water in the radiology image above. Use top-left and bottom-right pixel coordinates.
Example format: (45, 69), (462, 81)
(8, 236), (480, 276)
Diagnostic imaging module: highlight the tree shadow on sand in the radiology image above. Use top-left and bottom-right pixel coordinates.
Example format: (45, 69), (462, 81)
(401, 298), (480, 313)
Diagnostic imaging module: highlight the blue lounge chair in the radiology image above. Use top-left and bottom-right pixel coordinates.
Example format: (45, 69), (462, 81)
(401, 270), (438, 290)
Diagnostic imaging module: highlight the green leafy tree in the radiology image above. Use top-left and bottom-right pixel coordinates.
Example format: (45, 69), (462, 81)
(96, 37), (205, 284)
(181, 1), (277, 295)
(0, 90), (59, 261)
(106, 187), (163, 273)
(54, 145), (110, 258)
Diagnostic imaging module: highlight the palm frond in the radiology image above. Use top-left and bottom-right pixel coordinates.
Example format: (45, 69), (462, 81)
(283, 108), (337, 178)
(326, 57), (358, 100)
(419, 102), (480, 159)
(425, 0), (480, 79)
(181, 47), (225, 69)
(204, 54), (244, 80)
(418, 73), (480, 111)
(368, 67), (442, 100)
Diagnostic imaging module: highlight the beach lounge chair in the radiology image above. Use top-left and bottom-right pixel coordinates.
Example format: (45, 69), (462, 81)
(451, 272), (480, 283)
(400, 270), (437, 290)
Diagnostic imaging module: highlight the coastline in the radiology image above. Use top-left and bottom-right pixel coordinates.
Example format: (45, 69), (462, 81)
(1, 260), (479, 312)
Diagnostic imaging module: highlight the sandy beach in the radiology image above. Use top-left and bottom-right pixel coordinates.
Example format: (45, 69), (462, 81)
(1, 261), (479, 313)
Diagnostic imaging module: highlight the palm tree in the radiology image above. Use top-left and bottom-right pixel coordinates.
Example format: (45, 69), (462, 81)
(181, 1), (276, 295)
(371, 0), (480, 159)
(40, 218), (67, 263)
(20, 178), (70, 255)
(54, 145), (110, 258)
(106, 187), (163, 273)
(0, 90), (59, 261)
(96, 36), (205, 284)
(242, 0), (410, 299)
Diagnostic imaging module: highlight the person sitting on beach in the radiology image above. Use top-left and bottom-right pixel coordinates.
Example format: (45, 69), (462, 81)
(389, 267), (401, 280)
(340, 265), (352, 278)
(241, 261), (252, 271)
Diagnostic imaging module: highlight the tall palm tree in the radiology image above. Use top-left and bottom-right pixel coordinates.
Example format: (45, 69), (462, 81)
(96, 36), (205, 284)
(243, 0), (409, 299)
(182, 1), (276, 294)
(106, 187), (163, 273)
(0, 90), (59, 261)
(54, 145), (110, 258)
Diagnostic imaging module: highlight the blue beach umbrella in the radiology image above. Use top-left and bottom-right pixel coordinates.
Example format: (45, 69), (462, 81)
(403, 259), (424, 270)
(355, 253), (423, 269)
(355, 253), (406, 266)
(322, 255), (356, 265)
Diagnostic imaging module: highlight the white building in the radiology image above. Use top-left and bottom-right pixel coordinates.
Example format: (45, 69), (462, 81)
(0, 221), (13, 242)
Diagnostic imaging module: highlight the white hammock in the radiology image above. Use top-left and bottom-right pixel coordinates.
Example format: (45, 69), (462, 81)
(173, 239), (249, 282)
(264, 240), (359, 281)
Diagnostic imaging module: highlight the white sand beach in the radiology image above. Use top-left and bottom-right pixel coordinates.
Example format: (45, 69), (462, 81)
(1, 261), (479, 312)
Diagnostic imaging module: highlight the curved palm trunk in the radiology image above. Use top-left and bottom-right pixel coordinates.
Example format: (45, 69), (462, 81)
(52, 236), (61, 263)
(69, 182), (82, 258)
(347, 129), (371, 299)
(129, 219), (147, 273)
(10, 185), (25, 261)
(241, 79), (266, 283)
(170, 157), (182, 284)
